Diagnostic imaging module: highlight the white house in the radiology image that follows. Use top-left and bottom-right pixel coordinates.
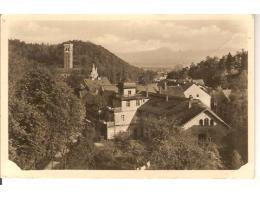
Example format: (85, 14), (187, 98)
(105, 82), (149, 139)
(184, 84), (212, 108)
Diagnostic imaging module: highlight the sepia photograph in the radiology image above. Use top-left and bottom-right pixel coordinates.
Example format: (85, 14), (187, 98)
(0, 15), (254, 177)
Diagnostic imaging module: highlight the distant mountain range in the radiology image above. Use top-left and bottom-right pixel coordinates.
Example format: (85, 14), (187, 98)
(117, 47), (241, 69)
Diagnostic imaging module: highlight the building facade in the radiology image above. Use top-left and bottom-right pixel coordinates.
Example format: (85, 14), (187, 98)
(104, 82), (149, 139)
(184, 84), (212, 108)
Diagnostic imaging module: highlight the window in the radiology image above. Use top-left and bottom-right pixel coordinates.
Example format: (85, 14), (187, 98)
(210, 119), (214, 126)
(196, 94), (199, 97)
(126, 101), (130, 107)
(121, 115), (125, 121)
(136, 99), (140, 106)
(199, 119), (203, 126)
(198, 134), (206, 145)
(128, 90), (131, 96)
(204, 118), (209, 126)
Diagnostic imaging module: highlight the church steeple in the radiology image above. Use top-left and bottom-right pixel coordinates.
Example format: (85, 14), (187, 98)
(90, 63), (99, 80)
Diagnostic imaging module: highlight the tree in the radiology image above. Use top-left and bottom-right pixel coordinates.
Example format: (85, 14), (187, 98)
(231, 150), (244, 169)
(63, 137), (95, 169)
(9, 67), (85, 169)
(9, 97), (49, 169)
(149, 132), (224, 170)
(93, 132), (147, 169)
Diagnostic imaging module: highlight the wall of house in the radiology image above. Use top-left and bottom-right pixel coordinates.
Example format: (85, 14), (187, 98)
(122, 99), (145, 111)
(123, 88), (136, 96)
(182, 112), (217, 130)
(106, 97), (148, 139)
(184, 84), (211, 108)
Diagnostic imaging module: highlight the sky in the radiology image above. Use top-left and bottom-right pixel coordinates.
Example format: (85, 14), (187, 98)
(8, 16), (250, 67)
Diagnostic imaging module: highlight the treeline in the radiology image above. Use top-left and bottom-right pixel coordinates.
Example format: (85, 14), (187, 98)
(9, 67), (85, 169)
(9, 39), (154, 84)
(167, 50), (248, 89)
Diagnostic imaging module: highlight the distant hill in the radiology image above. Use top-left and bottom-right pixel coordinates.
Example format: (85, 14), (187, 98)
(9, 39), (145, 84)
(117, 47), (242, 69)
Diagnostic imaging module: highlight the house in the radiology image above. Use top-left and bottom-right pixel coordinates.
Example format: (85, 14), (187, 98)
(138, 95), (230, 144)
(184, 84), (212, 108)
(101, 82), (149, 139)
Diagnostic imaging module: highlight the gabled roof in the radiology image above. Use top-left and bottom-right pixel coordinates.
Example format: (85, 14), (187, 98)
(184, 83), (212, 95)
(138, 95), (230, 129)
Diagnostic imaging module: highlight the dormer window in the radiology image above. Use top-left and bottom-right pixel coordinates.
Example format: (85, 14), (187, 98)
(204, 118), (209, 126)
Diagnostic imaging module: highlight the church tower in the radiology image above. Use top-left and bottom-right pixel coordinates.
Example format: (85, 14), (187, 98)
(64, 43), (73, 69)
(90, 63), (99, 80)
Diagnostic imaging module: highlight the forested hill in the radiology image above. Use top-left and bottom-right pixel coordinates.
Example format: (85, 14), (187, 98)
(9, 39), (144, 83)
(167, 50), (248, 89)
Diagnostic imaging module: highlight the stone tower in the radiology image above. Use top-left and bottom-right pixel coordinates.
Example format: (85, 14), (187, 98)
(64, 43), (73, 69)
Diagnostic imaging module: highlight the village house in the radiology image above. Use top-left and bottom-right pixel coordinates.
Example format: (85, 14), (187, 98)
(100, 82), (149, 139)
(138, 94), (230, 144)
(184, 83), (212, 108)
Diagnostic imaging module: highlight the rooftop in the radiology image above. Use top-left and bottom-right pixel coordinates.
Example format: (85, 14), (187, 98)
(138, 96), (207, 126)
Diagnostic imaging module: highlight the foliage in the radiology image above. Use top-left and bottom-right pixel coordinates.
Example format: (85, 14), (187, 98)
(149, 132), (224, 170)
(63, 137), (95, 169)
(167, 50), (248, 89)
(93, 132), (147, 170)
(141, 117), (180, 148)
(9, 97), (49, 169)
(9, 67), (85, 169)
(221, 128), (247, 169)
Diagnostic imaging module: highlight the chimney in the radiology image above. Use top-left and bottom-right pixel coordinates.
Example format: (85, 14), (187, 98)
(166, 95), (169, 102)
(188, 96), (193, 109)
